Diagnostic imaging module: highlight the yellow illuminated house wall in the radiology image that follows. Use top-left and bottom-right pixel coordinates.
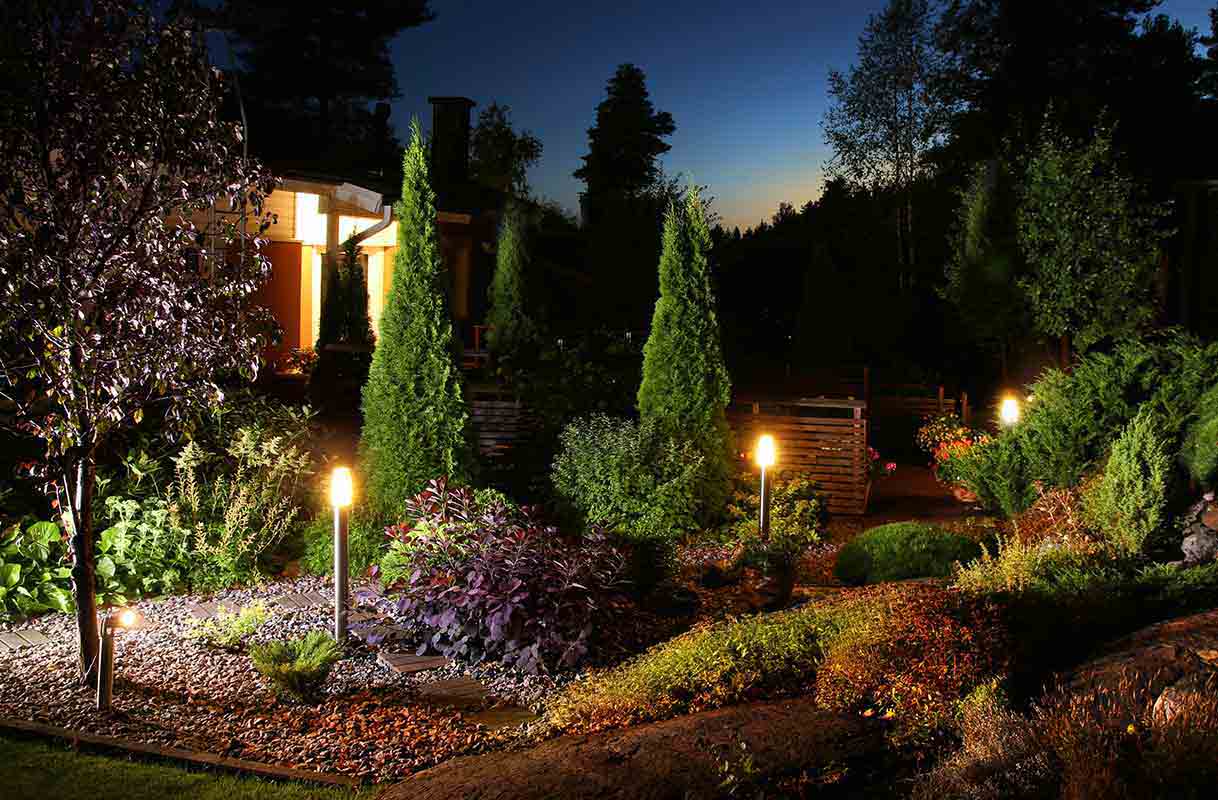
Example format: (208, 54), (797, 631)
(295, 193), (327, 246)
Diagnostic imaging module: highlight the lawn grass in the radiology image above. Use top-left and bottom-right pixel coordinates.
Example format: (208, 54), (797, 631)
(0, 734), (373, 800)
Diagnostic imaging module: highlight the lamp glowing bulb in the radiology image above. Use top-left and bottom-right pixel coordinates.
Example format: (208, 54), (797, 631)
(117, 608), (139, 628)
(330, 466), (353, 508)
(756, 434), (776, 469)
(1000, 396), (1021, 427)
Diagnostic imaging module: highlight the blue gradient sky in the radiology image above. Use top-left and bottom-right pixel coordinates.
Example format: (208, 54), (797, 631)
(387, 0), (1215, 230)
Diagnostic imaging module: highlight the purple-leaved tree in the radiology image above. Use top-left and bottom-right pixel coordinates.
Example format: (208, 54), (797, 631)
(0, 0), (276, 684)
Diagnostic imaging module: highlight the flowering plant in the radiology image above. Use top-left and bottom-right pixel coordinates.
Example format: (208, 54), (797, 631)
(917, 414), (988, 465)
(868, 447), (898, 480)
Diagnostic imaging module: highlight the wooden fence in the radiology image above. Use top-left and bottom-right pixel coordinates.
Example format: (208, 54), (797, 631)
(869, 384), (970, 424)
(728, 398), (870, 515)
(468, 389), (537, 458)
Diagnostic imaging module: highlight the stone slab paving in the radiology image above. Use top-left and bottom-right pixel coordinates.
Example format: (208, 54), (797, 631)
(465, 707), (541, 731)
(377, 652), (451, 675)
(417, 677), (491, 709)
(0, 629), (52, 652)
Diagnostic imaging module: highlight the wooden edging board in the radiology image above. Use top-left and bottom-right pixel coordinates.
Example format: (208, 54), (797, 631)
(0, 715), (364, 788)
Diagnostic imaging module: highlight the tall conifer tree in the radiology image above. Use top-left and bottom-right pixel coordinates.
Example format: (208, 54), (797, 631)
(360, 119), (469, 513)
(486, 198), (538, 370)
(638, 187), (733, 518)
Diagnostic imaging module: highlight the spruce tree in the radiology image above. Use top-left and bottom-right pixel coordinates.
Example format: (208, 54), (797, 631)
(638, 187), (733, 519)
(486, 198), (538, 370)
(360, 119), (469, 514)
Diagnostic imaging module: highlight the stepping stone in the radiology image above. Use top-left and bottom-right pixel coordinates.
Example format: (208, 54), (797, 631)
(378, 652), (451, 675)
(15, 630), (50, 647)
(302, 591), (329, 606)
(0, 633), (27, 652)
(418, 677), (491, 709)
(271, 593), (312, 609)
(349, 610), (380, 624)
(186, 602), (220, 620)
(465, 707), (540, 731)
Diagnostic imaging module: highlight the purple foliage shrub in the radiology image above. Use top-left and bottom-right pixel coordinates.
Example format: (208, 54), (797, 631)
(385, 478), (629, 673)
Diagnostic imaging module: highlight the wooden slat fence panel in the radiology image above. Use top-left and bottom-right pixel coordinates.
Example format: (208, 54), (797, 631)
(728, 400), (870, 515)
(469, 394), (539, 458)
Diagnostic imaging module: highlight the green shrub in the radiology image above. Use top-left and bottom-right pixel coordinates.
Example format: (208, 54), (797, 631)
(172, 426), (313, 591)
(250, 631), (342, 702)
(301, 509), (387, 579)
(637, 187), (733, 522)
(722, 472), (825, 569)
(360, 119), (470, 516)
(835, 522), (982, 585)
(188, 602), (269, 650)
(947, 334), (1218, 517)
(1082, 410), (1172, 557)
(97, 495), (192, 598)
(0, 519), (73, 619)
(553, 413), (704, 544)
(1180, 382), (1218, 487)
(954, 534), (1105, 597)
(942, 434), (1035, 517)
(548, 584), (1007, 745)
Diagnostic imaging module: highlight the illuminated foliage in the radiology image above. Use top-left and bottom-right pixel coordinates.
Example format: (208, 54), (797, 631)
(0, 0), (275, 682)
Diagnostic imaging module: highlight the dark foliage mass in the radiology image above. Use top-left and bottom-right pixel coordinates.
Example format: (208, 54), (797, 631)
(382, 479), (628, 673)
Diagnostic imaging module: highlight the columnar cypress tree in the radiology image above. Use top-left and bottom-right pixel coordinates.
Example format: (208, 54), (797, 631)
(315, 252), (348, 350)
(486, 198), (538, 369)
(360, 119), (469, 514)
(638, 187), (733, 518)
(344, 236), (375, 347)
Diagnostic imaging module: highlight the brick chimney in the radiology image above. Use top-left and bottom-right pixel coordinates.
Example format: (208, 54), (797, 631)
(428, 96), (475, 205)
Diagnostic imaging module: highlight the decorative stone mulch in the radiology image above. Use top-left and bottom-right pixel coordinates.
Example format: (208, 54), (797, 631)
(0, 577), (549, 782)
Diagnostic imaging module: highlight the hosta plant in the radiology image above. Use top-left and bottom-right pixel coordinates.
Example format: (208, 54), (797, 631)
(0, 519), (73, 619)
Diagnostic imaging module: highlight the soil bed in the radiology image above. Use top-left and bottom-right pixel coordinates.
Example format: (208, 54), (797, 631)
(0, 578), (537, 782)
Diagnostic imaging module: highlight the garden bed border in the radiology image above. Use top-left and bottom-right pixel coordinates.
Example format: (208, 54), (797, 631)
(0, 714), (364, 788)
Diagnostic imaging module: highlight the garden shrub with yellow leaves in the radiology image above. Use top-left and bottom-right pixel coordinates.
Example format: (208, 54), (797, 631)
(547, 584), (1008, 746)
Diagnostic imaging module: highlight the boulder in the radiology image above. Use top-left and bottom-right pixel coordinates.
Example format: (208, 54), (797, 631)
(1183, 527), (1218, 564)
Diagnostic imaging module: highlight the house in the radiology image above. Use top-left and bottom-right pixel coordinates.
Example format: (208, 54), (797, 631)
(236, 97), (501, 364)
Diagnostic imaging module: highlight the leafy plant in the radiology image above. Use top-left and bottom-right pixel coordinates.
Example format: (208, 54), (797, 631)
(941, 433), (1034, 517)
(1082, 410), (1172, 557)
(0, 0), (277, 680)
(722, 472), (825, 568)
(1180, 382), (1218, 488)
(250, 631), (342, 702)
(172, 426), (313, 591)
(835, 522), (982, 585)
(553, 414), (705, 543)
(301, 509), (388, 579)
(189, 602), (269, 650)
(384, 479), (628, 673)
(96, 495), (191, 599)
(0, 519), (73, 619)
(1016, 117), (1171, 352)
(360, 119), (470, 515)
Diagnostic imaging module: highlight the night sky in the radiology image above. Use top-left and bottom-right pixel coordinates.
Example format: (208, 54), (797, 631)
(381, 1), (1215, 230)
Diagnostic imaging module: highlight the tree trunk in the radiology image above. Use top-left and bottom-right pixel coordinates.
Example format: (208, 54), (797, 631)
(1059, 334), (1072, 371)
(66, 454), (99, 687)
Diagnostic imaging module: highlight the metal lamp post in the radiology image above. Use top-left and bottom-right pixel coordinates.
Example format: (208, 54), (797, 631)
(756, 434), (776, 539)
(330, 466), (354, 643)
(97, 608), (140, 711)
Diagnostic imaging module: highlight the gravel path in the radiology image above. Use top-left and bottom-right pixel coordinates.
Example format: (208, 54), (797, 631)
(0, 577), (552, 782)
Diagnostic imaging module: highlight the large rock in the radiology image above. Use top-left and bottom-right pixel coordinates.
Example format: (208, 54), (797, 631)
(1183, 527), (1218, 564)
(1066, 609), (1218, 723)
(376, 699), (882, 800)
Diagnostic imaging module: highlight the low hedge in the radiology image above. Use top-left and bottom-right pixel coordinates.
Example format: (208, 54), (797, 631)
(834, 522), (982, 586)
